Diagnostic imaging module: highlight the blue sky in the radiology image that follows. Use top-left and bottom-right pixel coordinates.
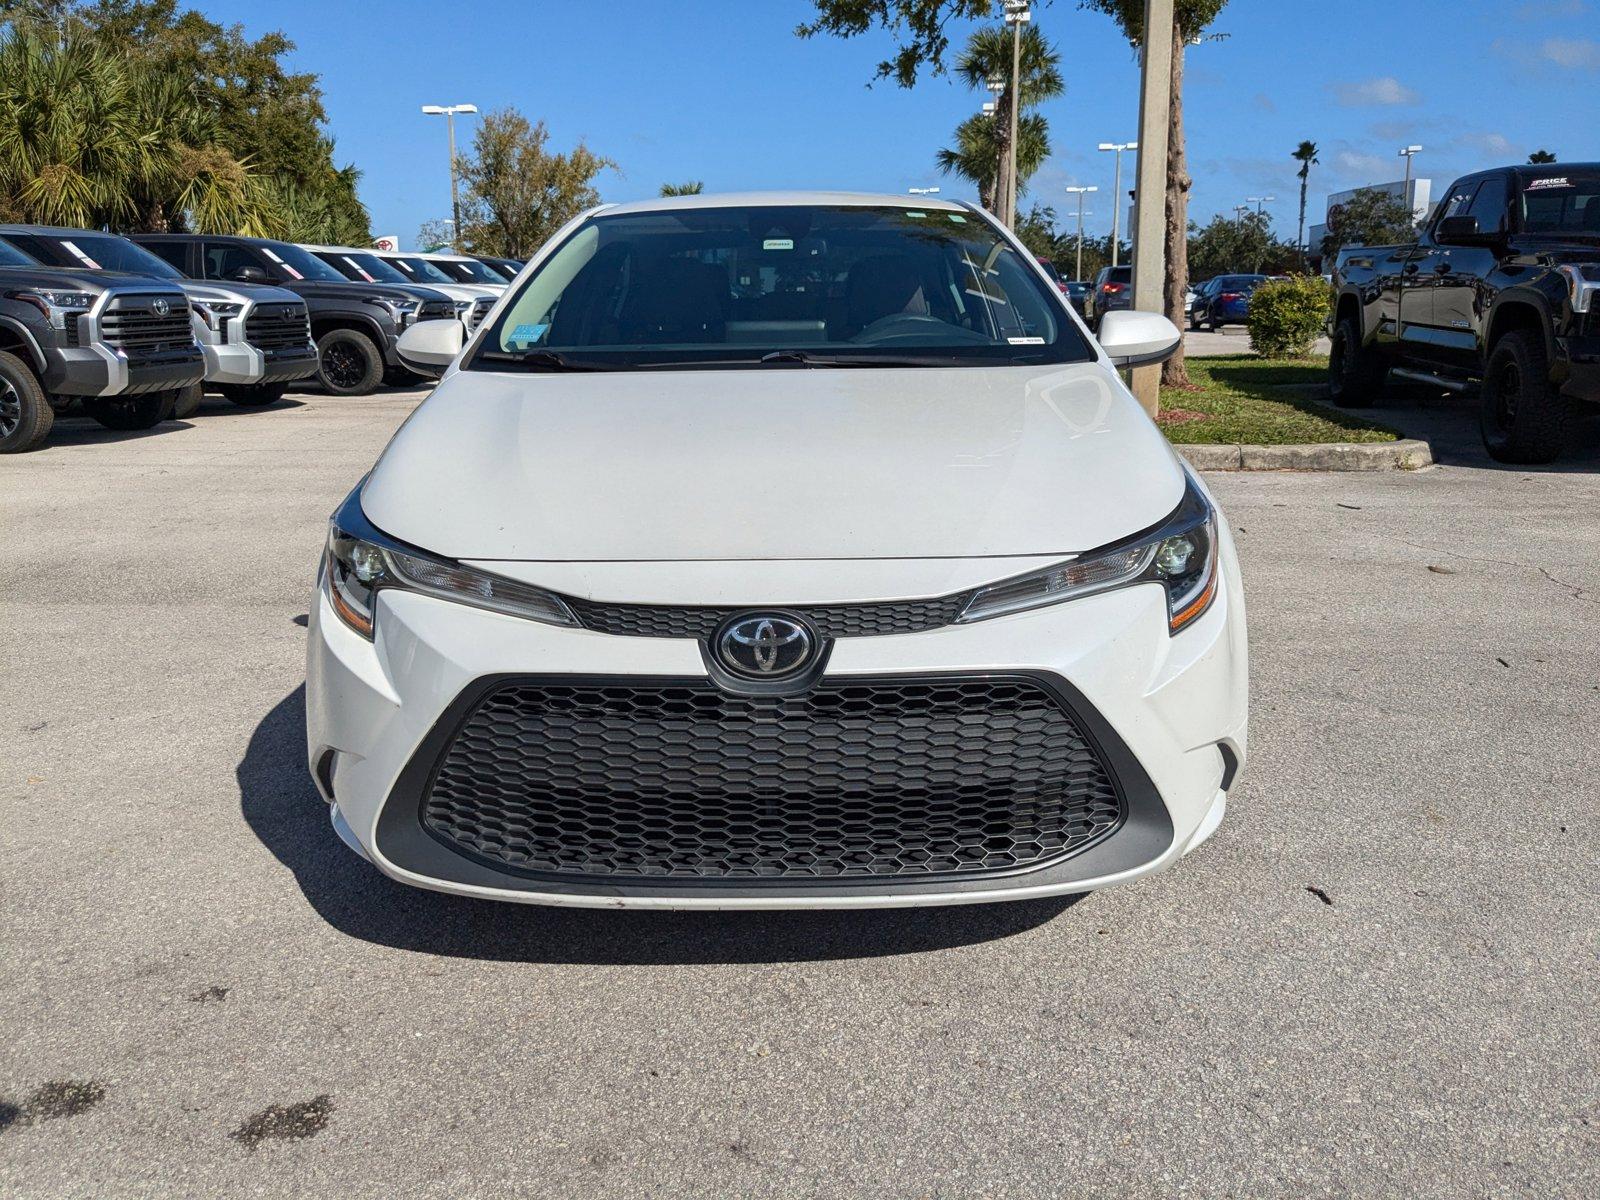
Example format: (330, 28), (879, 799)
(200, 0), (1599, 249)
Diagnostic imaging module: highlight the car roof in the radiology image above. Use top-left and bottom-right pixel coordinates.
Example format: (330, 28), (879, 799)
(595, 190), (972, 217)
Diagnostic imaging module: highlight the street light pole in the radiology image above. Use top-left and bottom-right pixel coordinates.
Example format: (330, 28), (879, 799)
(1246, 195), (1276, 216)
(1064, 185), (1097, 280)
(1002, 1), (1031, 230)
(422, 103), (479, 252)
(1098, 141), (1137, 267)
(1398, 144), (1422, 227)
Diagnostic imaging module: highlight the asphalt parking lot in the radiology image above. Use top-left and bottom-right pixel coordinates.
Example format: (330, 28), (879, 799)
(3, 383), (1598, 1198)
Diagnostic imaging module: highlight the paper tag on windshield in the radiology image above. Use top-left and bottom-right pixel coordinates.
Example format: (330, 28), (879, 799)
(260, 247), (302, 279)
(1008, 336), (1046, 345)
(61, 240), (102, 270)
(508, 323), (547, 347)
(762, 238), (794, 251)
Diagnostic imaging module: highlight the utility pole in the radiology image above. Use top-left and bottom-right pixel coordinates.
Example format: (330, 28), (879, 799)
(1065, 185), (1097, 280)
(1002, 1), (1031, 229)
(1246, 195), (1275, 216)
(1129, 0), (1173, 418)
(422, 104), (479, 252)
(1099, 141), (1137, 267)
(1398, 144), (1423, 226)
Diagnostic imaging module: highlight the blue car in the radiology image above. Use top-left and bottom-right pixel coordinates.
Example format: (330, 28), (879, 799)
(1190, 274), (1268, 331)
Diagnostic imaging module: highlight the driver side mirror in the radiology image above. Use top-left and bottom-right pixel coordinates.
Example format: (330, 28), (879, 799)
(1096, 310), (1181, 367)
(1436, 215), (1496, 246)
(396, 317), (465, 376)
(229, 265), (269, 284)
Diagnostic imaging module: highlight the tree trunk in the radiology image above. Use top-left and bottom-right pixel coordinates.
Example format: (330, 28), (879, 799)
(1160, 23), (1192, 388)
(1296, 172), (1309, 271)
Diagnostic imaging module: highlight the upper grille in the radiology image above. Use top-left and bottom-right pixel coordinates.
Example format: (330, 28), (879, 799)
(566, 593), (971, 639)
(419, 299), (456, 321)
(420, 676), (1124, 882)
(468, 296), (494, 328)
(244, 302), (312, 351)
(101, 296), (194, 358)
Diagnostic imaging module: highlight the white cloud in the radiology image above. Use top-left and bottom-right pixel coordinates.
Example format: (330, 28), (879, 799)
(1539, 37), (1600, 69)
(1330, 76), (1420, 106)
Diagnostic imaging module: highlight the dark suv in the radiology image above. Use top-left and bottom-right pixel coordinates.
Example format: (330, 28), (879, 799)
(1086, 264), (1132, 329)
(131, 234), (456, 396)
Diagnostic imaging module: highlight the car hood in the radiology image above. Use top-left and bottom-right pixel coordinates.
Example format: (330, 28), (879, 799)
(174, 279), (303, 305)
(279, 279), (450, 304)
(0, 265), (185, 294)
(361, 362), (1186, 563)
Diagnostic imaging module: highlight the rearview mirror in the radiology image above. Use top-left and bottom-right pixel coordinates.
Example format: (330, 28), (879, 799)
(396, 317), (465, 375)
(1096, 310), (1181, 368)
(229, 265), (269, 284)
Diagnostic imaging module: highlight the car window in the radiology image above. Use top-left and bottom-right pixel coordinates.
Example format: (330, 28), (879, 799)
(1467, 176), (1509, 233)
(140, 240), (190, 274)
(14, 232), (183, 278)
(203, 242), (267, 281)
(0, 238), (34, 267)
(473, 204), (1090, 370)
(432, 257), (504, 284)
(1438, 182), (1480, 224)
(386, 255), (456, 284)
(1518, 170), (1600, 235)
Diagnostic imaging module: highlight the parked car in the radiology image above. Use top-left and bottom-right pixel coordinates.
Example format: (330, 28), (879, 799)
(306, 191), (1247, 910)
(474, 255), (524, 281)
(132, 234), (458, 396)
(417, 251), (509, 291)
(0, 225), (317, 416)
(1189, 275), (1268, 331)
(370, 250), (501, 317)
(1063, 280), (1089, 316)
(306, 245), (496, 335)
(1330, 161), (1600, 463)
(1086, 264), (1132, 328)
(0, 238), (202, 451)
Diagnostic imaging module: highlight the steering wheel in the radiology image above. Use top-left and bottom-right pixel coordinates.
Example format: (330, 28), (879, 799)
(852, 312), (963, 344)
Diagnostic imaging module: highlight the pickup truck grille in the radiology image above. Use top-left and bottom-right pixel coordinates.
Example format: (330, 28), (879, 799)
(101, 295), (195, 359)
(419, 299), (456, 322)
(468, 296), (494, 329)
(244, 303), (312, 351)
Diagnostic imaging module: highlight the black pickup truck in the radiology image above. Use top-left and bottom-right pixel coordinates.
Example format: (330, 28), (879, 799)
(1329, 163), (1599, 463)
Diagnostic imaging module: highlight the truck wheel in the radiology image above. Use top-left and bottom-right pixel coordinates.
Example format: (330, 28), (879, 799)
(316, 329), (384, 396)
(219, 382), (287, 408)
(172, 382), (204, 420)
(1328, 314), (1384, 408)
(1481, 329), (1566, 464)
(85, 389), (177, 431)
(0, 350), (54, 453)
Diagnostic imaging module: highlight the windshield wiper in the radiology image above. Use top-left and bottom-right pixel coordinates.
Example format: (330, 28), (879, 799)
(477, 350), (619, 372)
(755, 350), (1020, 368)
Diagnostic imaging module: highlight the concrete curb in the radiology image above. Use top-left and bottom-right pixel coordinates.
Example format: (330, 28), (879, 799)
(1178, 438), (1433, 472)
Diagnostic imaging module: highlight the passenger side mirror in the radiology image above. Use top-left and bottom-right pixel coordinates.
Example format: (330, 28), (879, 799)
(229, 265), (269, 283)
(1096, 310), (1181, 368)
(396, 318), (465, 375)
(1436, 215), (1495, 246)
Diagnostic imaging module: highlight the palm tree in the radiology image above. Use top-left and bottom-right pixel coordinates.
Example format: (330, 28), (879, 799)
(1292, 140), (1319, 270)
(1528, 149), (1556, 164)
(660, 181), (704, 196)
(939, 24), (1064, 216)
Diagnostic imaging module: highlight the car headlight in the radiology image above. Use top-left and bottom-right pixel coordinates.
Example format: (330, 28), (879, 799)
(959, 472), (1219, 635)
(1557, 264), (1598, 314)
(363, 295), (421, 326)
(191, 299), (244, 332)
(8, 288), (95, 328)
(322, 487), (576, 639)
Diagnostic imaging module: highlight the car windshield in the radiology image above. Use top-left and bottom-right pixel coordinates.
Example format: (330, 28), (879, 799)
(472, 204), (1089, 370)
(431, 257), (504, 284)
(483, 259), (521, 280)
(387, 255), (456, 284)
(1519, 171), (1600, 236)
(317, 250), (410, 285)
(0, 238), (38, 267)
(260, 241), (346, 282)
(15, 232), (183, 278)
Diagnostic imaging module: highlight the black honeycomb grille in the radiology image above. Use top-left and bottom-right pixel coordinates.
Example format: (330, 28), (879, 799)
(565, 593), (970, 639)
(421, 676), (1124, 882)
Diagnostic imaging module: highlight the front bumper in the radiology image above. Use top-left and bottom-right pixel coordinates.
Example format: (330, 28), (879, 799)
(305, 527), (1249, 909)
(42, 344), (204, 396)
(200, 340), (320, 387)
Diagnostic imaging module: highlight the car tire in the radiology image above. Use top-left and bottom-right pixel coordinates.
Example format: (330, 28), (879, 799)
(1480, 329), (1566, 464)
(1328, 314), (1384, 408)
(0, 350), (54, 453)
(315, 328), (384, 397)
(219, 382), (288, 408)
(85, 389), (177, 431)
(172, 381), (204, 420)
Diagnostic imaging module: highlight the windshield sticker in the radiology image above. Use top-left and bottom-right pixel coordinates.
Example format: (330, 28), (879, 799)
(508, 323), (548, 347)
(906, 211), (926, 218)
(947, 214), (967, 223)
(341, 257), (374, 282)
(260, 247), (302, 279)
(60, 240), (102, 270)
(1526, 177), (1570, 190)
(1007, 336), (1046, 345)
(762, 238), (794, 251)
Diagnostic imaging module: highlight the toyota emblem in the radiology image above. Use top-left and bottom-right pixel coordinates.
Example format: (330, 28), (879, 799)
(152, 298), (170, 317)
(714, 614), (816, 679)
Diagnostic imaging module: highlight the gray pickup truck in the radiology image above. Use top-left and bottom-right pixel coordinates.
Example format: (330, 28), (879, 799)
(1329, 162), (1599, 463)
(0, 240), (203, 453)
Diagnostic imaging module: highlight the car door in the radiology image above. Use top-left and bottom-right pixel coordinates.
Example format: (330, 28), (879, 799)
(201, 241), (272, 284)
(1434, 174), (1507, 367)
(1402, 178), (1479, 363)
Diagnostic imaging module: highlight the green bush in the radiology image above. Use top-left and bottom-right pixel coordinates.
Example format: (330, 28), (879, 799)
(1246, 275), (1332, 358)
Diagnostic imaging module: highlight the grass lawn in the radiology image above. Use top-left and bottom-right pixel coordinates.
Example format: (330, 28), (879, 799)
(1159, 355), (1399, 445)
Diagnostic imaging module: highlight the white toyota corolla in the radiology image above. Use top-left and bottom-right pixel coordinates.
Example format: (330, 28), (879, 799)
(306, 192), (1248, 909)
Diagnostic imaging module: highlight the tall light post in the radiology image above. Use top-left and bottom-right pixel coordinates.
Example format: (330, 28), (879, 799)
(1064, 185), (1097, 281)
(1001, 1), (1032, 230)
(1098, 141), (1137, 267)
(1246, 195), (1275, 216)
(421, 103), (479, 252)
(1397, 144), (1423, 226)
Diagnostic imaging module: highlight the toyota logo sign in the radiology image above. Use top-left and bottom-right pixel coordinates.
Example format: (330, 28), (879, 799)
(714, 614), (816, 679)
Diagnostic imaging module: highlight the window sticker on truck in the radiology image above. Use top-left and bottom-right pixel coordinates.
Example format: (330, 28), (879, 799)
(1526, 177), (1570, 190)
(60, 240), (102, 270)
(260, 247), (303, 279)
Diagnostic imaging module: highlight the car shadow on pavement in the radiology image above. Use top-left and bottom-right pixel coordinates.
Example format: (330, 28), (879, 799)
(1332, 386), (1600, 472)
(238, 687), (1081, 965)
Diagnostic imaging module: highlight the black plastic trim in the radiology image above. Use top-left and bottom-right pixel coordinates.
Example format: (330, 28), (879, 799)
(373, 670), (1175, 899)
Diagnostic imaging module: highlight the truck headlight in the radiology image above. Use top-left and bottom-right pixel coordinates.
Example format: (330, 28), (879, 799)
(8, 289), (95, 328)
(959, 472), (1219, 635)
(191, 300), (244, 332)
(362, 295), (421, 327)
(322, 487), (575, 639)
(1557, 265), (1598, 314)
